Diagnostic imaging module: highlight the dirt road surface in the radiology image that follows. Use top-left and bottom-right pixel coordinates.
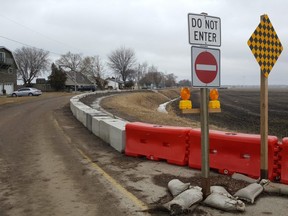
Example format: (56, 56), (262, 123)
(0, 94), (147, 216)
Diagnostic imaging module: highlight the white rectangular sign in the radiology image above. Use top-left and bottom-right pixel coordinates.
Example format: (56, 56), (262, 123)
(188, 13), (221, 47)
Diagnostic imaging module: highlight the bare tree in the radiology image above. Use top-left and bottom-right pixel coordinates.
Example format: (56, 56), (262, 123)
(56, 52), (83, 72)
(178, 79), (191, 87)
(134, 62), (148, 89)
(107, 47), (136, 82)
(14, 47), (50, 86)
(139, 71), (163, 88)
(164, 73), (177, 87)
(81, 56), (104, 77)
(152, 72), (163, 88)
(81, 55), (107, 89)
(148, 65), (158, 73)
(147, 65), (162, 88)
(139, 72), (153, 87)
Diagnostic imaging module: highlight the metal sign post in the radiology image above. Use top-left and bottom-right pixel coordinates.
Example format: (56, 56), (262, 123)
(188, 12), (221, 197)
(200, 87), (210, 197)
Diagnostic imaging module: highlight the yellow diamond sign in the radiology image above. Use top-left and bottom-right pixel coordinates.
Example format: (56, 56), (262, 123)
(247, 14), (283, 77)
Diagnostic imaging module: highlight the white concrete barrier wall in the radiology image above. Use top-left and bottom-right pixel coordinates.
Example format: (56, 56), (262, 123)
(109, 120), (127, 153)
(80, 107), (99, 127)
(92, 116), (112, 137)
(71, 101), (85, 118)
(99, 118), (118, 143)
(70, 99), (81, 117)
(98, 118), (127, 152)
(70, 92), (128, 153)
(79, 108), (86, 126)
(74, 104), (92, 126)
(86, 111), (108, 132)
(70, 102), (75, 116)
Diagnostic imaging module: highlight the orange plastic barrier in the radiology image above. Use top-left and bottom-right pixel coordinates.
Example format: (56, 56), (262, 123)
(125, 122), (190, 165)
(188, 129), (279, 180)
(280, 138), (288, 184)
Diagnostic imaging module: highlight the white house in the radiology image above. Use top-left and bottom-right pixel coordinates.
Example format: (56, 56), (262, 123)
(106, 77), (123, 90)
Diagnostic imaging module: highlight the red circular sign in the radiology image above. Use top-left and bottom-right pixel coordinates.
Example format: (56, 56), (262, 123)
(195, 51), (218, 84)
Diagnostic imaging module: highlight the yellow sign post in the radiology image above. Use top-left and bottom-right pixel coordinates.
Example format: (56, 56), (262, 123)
(247, 14), (283, 179)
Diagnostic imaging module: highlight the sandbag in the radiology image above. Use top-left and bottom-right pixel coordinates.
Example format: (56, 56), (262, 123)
(261, 179), (288, 195)
(203, 192), (245, 212)
(168, 179), (190, 197)
(232, 173), (259, 183)
(234, 183), (263, 203)
(164, 186), (203, 214)
(210, 186), (231, 196)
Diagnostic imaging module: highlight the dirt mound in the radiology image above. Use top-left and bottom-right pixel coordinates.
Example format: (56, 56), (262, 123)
(99, 89), (201, 128)
(82, 87), (288, 137)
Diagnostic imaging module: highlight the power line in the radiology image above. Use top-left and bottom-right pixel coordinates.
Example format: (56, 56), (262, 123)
(0, 35), (62, 56)
(0, 14), (82, 53)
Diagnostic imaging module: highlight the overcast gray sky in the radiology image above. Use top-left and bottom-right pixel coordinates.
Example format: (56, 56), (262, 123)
(0, 0), (287, 85)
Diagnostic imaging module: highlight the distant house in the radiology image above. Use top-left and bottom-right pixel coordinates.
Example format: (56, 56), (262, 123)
(105, 77), (124, 90)
(65, 71), (96, 91)
(0, 47), (18, 95)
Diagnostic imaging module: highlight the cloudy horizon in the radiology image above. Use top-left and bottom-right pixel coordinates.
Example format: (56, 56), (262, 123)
(0, 0), (287, 86)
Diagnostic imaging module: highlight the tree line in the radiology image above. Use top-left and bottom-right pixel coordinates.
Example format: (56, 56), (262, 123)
(14, 46), (191, 90)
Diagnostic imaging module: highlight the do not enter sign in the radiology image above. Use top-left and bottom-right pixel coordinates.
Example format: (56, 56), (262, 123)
(191, 46), (220, 87)
(195, 52), (217, 83)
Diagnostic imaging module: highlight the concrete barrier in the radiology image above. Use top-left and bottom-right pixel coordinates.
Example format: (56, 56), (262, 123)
(80, 107), (99, 127)
(70, 91), (130, 153)
(99, 118), (127, 152)
(109, 120), (127, 153)
(76, 105), (88, 126)
(70, 101), (83, 117)
(99, 118), (120, 143)
(86, 111), (108, 132)
(92, 115), (112, 137)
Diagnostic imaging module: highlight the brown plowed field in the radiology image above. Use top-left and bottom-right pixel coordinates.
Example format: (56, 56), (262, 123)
(181, 87), (288, 139)
(81, 87), (288, 139)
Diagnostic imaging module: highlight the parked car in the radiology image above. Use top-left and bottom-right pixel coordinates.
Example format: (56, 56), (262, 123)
(11, 88), (42, 97)
(77, 85), (96, 92)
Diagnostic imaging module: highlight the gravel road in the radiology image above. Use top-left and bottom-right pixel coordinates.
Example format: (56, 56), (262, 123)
(0, 94), (146, 216)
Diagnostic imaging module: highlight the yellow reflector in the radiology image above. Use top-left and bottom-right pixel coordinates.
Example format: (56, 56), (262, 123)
(210, 89), (219, 100)
(180, 87), (190, 100)
(179, 100), (192, 109)
(209, 100), (220, 109)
